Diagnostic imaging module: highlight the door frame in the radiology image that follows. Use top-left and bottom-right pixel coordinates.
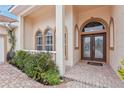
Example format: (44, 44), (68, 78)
(79, 17), (109, 63)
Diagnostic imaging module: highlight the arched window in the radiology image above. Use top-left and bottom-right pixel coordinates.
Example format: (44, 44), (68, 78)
(45, 29), (53, 51)
(35, 31), (42, 50)
(82, 21), (105, 32)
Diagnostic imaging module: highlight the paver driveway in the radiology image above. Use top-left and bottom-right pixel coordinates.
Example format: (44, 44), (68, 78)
(0, 63), (45, 88)
(0, 63), (124, 88)
(64, 62), (124, 88)
(0, 63), (94, 88)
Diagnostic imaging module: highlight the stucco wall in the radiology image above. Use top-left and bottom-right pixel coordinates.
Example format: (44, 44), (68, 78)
(78, 6), (111, 27)
(110, 6), (124, 72)
(24, 16), (33, 49)
(32, 6), (55, 50)
(23, 5), (75, 67)
(24, 6), (55, 50)
(73, 6), (80, 65)
(65, 5), (74, 66)
(22, 5), (124, 72)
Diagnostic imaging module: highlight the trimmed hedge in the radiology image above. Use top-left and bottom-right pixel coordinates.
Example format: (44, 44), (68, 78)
(10, 50), (60, 85)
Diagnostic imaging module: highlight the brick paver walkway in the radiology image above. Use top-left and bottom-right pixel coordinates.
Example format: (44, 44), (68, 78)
(64, 62), (124, 88)
(1, 63), (124, 88)
(0, 63), (91, 88)
(0, 64), (45, 88)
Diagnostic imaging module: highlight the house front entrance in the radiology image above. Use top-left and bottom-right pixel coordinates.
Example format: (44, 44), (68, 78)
(81, 33), (106, 62)
(80, 18), (108, 63)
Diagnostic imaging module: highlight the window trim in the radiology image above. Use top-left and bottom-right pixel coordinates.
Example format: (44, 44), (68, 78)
(109, 17), (115, 50)
(80, 17), (109, 34)
(74, 24), (79, 49)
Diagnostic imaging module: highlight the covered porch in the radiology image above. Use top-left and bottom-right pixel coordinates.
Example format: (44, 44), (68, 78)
(10, 5), (124, 78)
(11, 5), (75, 76)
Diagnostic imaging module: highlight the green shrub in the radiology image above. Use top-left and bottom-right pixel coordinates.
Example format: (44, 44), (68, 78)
(118, 68), (124, 80)
(23, 54), (36, 77)
(41, 69), (60, 85)
(10, 50), (61, 85)
(11, 50), (29, 70)
(31, 53), (59, 84)
(35, 53), (56, 72)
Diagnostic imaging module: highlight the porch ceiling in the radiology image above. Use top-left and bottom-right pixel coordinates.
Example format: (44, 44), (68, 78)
(25, 5), (55, 19)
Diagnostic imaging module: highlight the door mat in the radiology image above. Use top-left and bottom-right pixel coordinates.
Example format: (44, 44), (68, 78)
(87, 62), (103, 66)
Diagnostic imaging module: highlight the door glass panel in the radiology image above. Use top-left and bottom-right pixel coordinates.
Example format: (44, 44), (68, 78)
(83, 22), (105, 32)
(84, 25), (104, 32)
(95, 36), (103, 58)
(83, 37), (91, 57)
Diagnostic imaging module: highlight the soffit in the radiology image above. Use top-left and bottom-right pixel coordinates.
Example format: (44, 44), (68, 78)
(26, 5), (55, 19)
(74, 5), (109, 13)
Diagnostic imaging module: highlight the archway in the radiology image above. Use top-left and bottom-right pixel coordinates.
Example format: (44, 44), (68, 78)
(80, 17), (109, 63)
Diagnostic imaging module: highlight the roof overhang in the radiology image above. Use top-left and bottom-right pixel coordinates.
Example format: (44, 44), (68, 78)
(0, 14), (17, 23)
(9, 5), (32, 16)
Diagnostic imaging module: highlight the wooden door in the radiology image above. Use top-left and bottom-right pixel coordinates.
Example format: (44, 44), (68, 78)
(81, 33), (106, 62)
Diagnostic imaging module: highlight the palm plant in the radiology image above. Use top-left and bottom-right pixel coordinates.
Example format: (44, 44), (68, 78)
(5, 24), (17, 61)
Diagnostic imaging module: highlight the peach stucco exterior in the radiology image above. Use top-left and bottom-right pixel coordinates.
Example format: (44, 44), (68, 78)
(9, 5), (124, 75)
(24, 6), (55, 50)
(110, 6), (124, 72)
(23, 5), (75, 67)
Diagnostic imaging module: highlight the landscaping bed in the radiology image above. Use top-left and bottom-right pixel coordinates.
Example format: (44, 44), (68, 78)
(9, 50), (61, 85)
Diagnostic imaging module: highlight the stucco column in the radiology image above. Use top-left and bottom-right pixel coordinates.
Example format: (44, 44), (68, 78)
(56, 5), (65, 76)
(18, 16), (24, 50)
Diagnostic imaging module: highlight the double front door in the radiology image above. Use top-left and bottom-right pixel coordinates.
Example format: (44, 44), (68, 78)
(81, 33), (106, 62)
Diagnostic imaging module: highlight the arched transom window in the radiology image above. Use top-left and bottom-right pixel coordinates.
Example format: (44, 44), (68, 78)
(35, 31), (42, 50)
(45, 29), (53, 51)
(82, 21), (105, 32)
